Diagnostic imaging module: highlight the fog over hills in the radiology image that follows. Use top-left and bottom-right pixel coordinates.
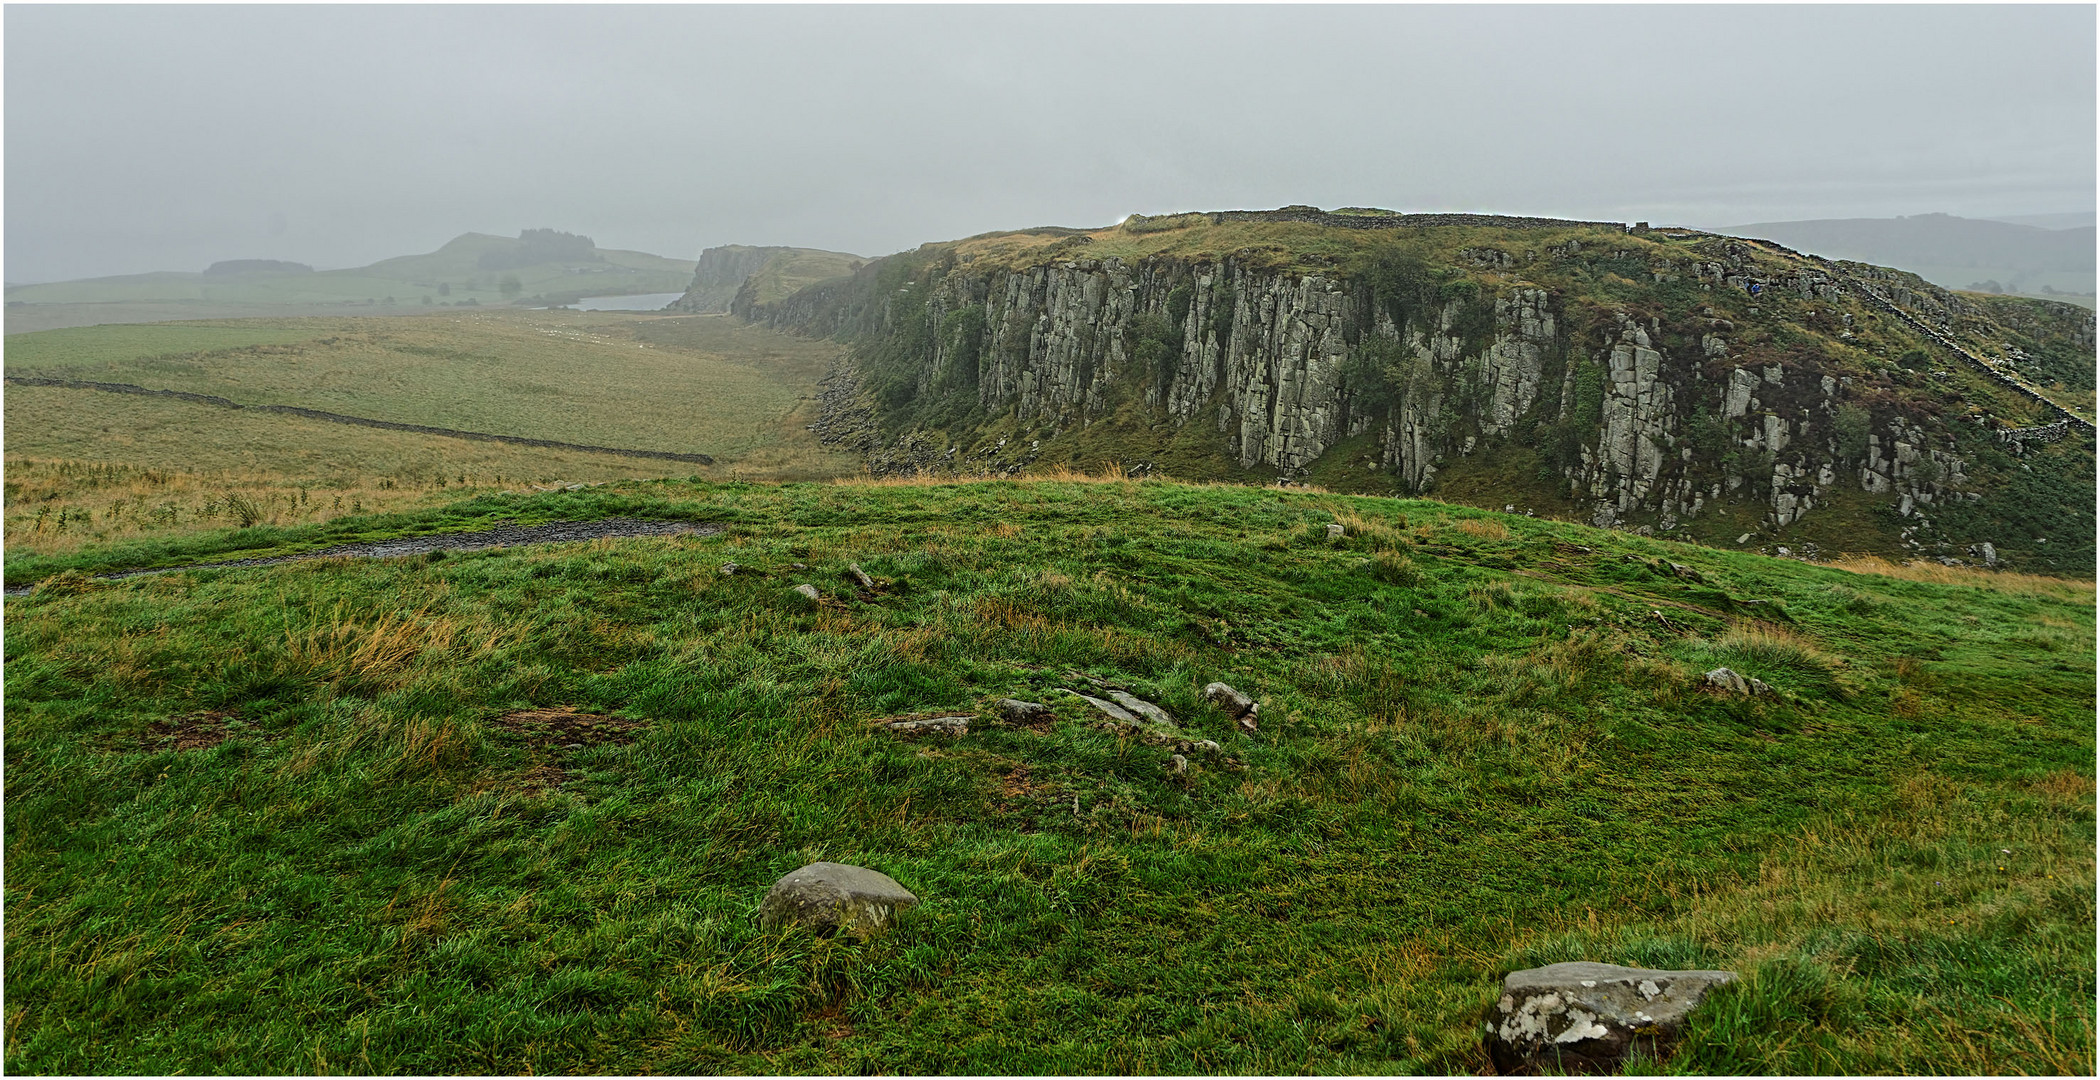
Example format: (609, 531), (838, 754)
(1719, 213), (2096, 299)
(6, 6), (2092, 284)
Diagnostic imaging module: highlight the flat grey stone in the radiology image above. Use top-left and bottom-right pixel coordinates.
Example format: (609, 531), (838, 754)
(1067, 690), (1138, 724)
(1107, 690), (1174, 727)
(885, 716), (969, 735)
(758, 862), (919, 936)
(997, 699), (1052, 725)
(1484, 961), (1737, 1075)
(793, 583), (821, 600)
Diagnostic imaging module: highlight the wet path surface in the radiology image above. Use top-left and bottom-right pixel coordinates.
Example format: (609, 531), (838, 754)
(6, 518), (718, 596)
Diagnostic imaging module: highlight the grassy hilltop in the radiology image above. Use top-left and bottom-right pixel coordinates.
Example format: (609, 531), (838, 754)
(4, 474), (2091, 1074)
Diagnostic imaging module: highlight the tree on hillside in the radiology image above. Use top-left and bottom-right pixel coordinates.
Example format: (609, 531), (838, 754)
(499, 275), (523, 298)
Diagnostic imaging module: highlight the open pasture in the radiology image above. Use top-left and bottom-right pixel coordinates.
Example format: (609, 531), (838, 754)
(3, 477), (2091, 1074)
(6, 310), (844, 460)
(4, 312), (860, 557)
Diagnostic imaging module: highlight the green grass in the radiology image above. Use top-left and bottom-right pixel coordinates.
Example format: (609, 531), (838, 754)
(6, 476), (2090, 1074)
(3, 311), (860, 559)
(5, 309), (847, 460)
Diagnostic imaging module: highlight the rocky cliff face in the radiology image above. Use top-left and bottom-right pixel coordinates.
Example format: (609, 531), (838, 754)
(738, 213), (2094, 570)
(671, 246), (800, 313)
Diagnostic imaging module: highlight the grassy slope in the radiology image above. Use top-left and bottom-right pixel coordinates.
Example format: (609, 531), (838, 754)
(4, 477), (2090, 1074)
(743, 250), (865, 306)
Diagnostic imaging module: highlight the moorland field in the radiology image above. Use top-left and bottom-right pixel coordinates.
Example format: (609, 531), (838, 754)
(3, 309), (858, 559)
(2, 305), (2093, 1074)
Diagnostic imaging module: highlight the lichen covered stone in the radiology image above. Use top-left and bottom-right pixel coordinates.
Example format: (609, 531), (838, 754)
(758, 862), (919, 937)
(1484, 961), (1737, 1074)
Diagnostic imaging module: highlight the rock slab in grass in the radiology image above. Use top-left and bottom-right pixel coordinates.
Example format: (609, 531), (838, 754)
(1703, 667), (1773, 695)
(1202, 682), (1259, 731)
(885, 716), (969, 735)
(1483, 961), (1737, 1075)
(1107, 690), (1174, 727)
(759, 862), (919, 936)
(997, 699), (1053, 725)
(1068, 691), (1139, 724)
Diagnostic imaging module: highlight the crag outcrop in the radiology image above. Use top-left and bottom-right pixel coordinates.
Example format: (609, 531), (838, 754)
(736, 209), (2094, 571)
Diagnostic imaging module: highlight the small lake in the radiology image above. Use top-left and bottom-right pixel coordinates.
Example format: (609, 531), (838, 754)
(569, 292), (684, 311)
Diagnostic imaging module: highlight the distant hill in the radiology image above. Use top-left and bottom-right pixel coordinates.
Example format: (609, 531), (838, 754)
(203, 259), (312, 276)
(5, 230), (699, 318)
(1982, 211), (2096, 231)
(670, 245), (863, 313)
(1717, 213), (2095, 299)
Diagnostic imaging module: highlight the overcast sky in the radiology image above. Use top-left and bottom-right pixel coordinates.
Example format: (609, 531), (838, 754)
(6, 4), (2093, 283)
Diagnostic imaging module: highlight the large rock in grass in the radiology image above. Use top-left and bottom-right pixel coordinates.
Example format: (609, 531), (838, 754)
(1703, 667), (1773, 696)
(758, 862), (919, 937)
(1484, 961), (1737, 1074)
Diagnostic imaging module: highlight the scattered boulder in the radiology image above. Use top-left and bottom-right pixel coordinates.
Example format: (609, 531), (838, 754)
(1202, 682), (1259, 732)
(883, 715), (969, 736)
(720, 562), (740, 575)
(793, 583), (821, 600)
(1484, 961), (1738, 1075)
(1326, 523), (1347, 539)
(1166, 753), (1189, 776)
(758, 862), (919, 936)
(1703, 667), (1773, 696)
(997, 698), (1053, 726)
(847, 562), (877, 589)
(1665, 561), (1704, 583)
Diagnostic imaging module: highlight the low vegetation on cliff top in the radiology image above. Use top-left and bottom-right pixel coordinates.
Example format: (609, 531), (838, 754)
(6, 476), (2091, 1074)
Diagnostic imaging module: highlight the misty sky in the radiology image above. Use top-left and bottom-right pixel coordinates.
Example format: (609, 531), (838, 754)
(7, 4), (2094, 283)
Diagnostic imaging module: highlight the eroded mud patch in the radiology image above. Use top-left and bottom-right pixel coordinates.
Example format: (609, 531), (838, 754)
(141, 710), (246, 752)
(489, 706), (647, 794)
(10, 518), (719, 596)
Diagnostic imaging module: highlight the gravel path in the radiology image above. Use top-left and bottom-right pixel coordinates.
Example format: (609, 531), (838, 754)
(6, 518), (719, 596)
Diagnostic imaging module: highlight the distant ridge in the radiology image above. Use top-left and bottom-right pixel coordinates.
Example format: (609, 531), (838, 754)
(1715, 213), (2094, 296)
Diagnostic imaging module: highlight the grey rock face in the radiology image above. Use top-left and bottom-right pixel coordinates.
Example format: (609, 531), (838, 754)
(758, 862), (919, 936)
(1484, 961), (1738, 1075)
(792, 583), (821, 600)
(768, 238), (2013, 546)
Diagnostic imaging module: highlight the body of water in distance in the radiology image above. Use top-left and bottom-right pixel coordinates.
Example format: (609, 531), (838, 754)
(568, 293), (685, 311)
